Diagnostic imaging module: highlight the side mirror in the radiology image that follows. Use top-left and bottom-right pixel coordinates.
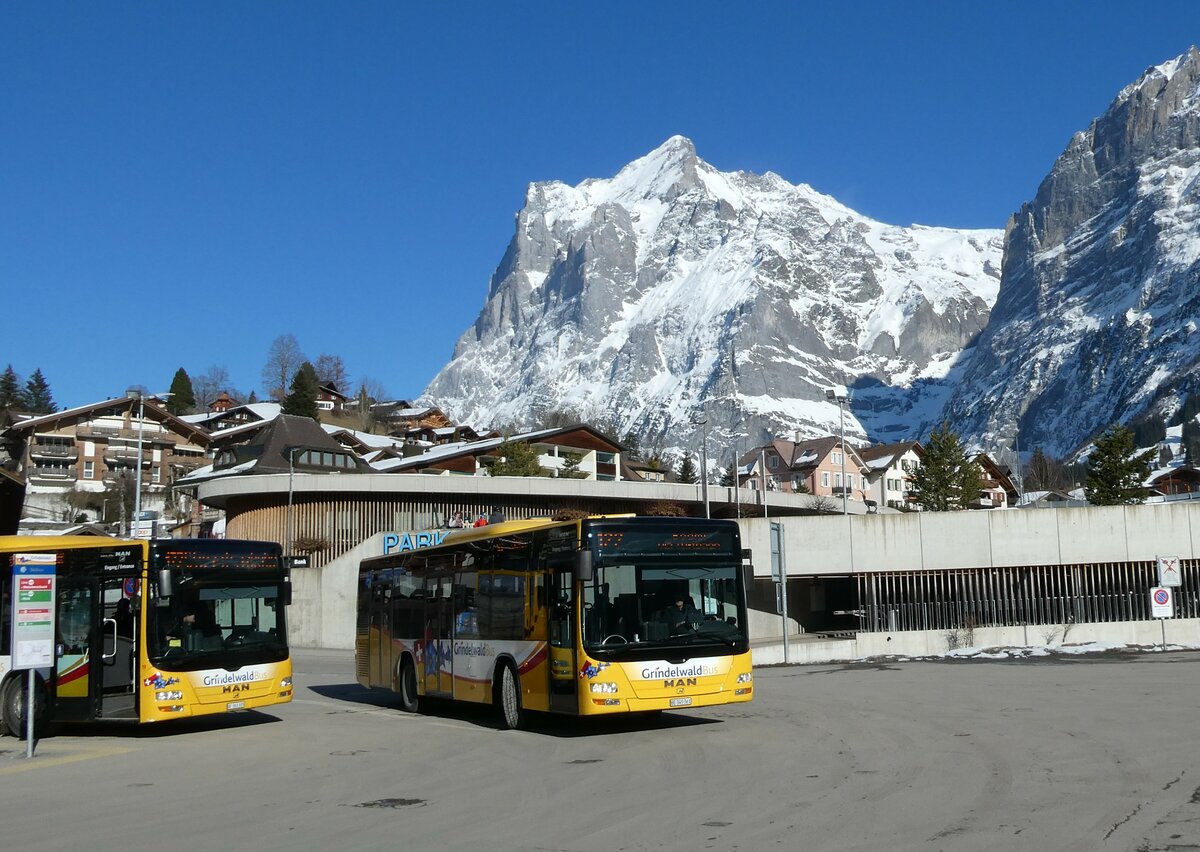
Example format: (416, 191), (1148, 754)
(157, 568), (174, 601)
(280, 580), (293, 607)
(574, 550), (594, 582)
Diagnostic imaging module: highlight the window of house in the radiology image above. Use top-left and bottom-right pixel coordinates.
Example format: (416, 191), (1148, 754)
(768, 455), (778, 470)
(821, 471), (829, 487)
(832, 451), (843, 465)
(83, 461), (94, 479)
(152, 466), (161, 483)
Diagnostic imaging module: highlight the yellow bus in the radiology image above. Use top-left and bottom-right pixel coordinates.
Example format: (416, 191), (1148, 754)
(0, 536), (293, 738)
(356, 515), (753, 728)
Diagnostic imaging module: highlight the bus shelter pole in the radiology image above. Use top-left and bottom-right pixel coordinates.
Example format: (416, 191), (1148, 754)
(26, 669), (35, 758)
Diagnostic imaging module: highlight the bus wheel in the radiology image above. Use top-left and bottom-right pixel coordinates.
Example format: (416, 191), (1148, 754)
(495, 662), (523, 730)
(2, 676), (45, 740)
(398, 657), (419, 714)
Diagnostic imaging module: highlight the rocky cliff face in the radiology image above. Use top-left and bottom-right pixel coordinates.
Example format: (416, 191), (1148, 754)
(938, 47), (1200, 457)
(423, 136), (1001, 455)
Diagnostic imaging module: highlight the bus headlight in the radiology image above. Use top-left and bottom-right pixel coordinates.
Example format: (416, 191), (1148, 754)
(156, 690), (184, 701)
(589, 682), (619, 694)
(280, 677), (292, 689)
(736, 673), (753, 684)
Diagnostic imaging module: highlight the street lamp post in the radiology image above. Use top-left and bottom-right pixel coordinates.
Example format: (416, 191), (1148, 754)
(286, 447), (301, 558)
(826, 388), (849, 515)
(125, 389), (171, 537)
(125, 389), (146, 537)
(692, 414), (710, 518)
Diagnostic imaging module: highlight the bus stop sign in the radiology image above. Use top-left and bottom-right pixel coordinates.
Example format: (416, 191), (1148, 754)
(11, 553), (57, 670)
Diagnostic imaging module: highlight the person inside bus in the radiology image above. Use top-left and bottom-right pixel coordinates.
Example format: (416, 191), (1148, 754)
(661, 596), (700, 633)
(169, 601), (222, 650)
(113, 598), (135, 639)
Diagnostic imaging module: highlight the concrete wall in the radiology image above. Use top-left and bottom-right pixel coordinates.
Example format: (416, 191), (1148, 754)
(289, 503), (1200, 654)
(739, 502), (1200, 578)
(751, 618), (1200, 666)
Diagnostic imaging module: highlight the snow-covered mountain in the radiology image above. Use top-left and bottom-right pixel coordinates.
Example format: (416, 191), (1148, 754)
(423, 136), (1002, 455)
(939, 47), (1200, 458)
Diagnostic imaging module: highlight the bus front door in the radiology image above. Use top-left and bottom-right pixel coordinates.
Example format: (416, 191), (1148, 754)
(422, 575), (453, 697)
(548, 569), (578, 714)
(53, 574), (139, 722)
(98, 577), (138, 719)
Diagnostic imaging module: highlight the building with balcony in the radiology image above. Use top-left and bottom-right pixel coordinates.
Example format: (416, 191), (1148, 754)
(860, 441), (925, 510)
(4, 396), (212, 525)
(738, 436), (870, 505)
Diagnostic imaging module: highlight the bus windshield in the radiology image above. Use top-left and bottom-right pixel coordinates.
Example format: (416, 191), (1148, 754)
(147, 542), (289, 669)
(580, 561), (747, 654)
(148, 577), (288, 667)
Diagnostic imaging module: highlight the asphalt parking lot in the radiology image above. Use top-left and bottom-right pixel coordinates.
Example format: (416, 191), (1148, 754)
(3, 648), (1200, 852)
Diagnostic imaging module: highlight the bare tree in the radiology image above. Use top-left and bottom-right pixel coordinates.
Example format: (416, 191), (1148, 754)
(192, 365), (232, 409)
(314, 353), (349, 393)
(355, 377), (389, 431)
(262, 334), (305, 401)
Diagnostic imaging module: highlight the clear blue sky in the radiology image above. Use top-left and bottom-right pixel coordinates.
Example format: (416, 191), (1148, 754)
(3, 3), (1197, 410)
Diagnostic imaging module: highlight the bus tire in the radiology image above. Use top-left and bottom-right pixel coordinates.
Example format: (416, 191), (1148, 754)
(2, 675), (45, 740)
(495, 661), (523, 731)
(397, 657), (419, 714)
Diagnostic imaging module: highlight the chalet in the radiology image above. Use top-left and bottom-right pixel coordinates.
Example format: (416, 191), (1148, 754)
(971, 453), (1017, 509)
(4, 396), (211, 526)
(859, 441), (924, 510)
(738, 436), (870, 504)
(373, 425), (623, 481)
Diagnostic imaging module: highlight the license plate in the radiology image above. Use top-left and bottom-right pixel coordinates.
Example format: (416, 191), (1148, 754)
(226, 701), (246, 711)
(669, 697), (692, 707)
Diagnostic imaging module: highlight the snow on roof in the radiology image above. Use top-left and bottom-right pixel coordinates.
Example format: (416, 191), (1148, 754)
(322, 425), (402, 449)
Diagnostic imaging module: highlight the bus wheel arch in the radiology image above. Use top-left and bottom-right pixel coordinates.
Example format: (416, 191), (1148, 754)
(395, 653), (420, 714)
(493, 658), (523, 730)
(2, 673), (47, 740)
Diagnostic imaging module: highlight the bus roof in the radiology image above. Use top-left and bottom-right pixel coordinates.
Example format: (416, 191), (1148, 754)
(361, 514), (738, 568)
(0, 535), (146, 553)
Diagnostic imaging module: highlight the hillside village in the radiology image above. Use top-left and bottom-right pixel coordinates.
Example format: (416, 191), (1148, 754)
(4, 374), (1199, 539)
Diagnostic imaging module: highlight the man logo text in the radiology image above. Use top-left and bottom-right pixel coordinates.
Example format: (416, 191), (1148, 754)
(664, 677), (697, 688)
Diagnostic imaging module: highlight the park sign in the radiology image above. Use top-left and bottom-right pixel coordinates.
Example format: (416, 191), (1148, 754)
(11, 553), (57, 669)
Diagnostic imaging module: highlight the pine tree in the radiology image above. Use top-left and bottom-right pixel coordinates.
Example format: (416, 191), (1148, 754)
(484, 438), (546, 477)
(558, 451), (588, 479)
(719, 464), (737, 487)
(22, 368), (55, 414)
(620, 430), (644, 462)
(677, 453), (698, 484)
(1025, 447), (1070, 493)
(281, 361), (321, 420)
(247, 390), (259, 404)
(0, 365), (21, 409)
(166, 368), (196, 416)
(1085, 424), (1157, 505)
(909, 424), (981, 511)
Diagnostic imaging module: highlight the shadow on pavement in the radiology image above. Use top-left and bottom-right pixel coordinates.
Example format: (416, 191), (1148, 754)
(308, 682), (720, 737)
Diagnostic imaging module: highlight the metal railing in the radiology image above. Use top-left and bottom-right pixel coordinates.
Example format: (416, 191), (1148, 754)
(855, 560), (1198, 632)
(30, 445), (78, 458)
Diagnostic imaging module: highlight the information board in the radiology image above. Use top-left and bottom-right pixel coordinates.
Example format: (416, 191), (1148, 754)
(11, 553), (57, 669)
